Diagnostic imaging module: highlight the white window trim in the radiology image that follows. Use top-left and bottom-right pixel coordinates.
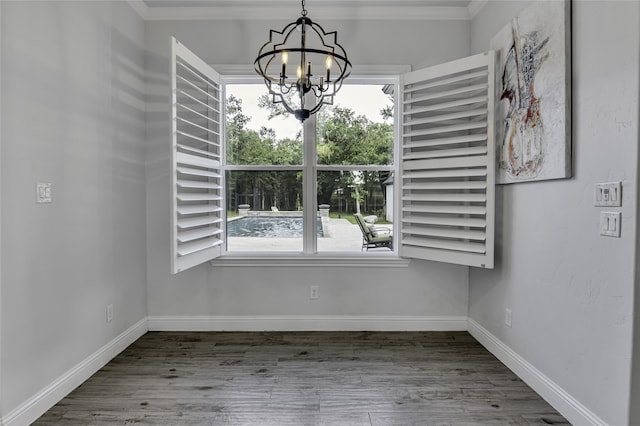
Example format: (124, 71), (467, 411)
(170, 41), (496, 271)
(216, 71), (404, 265)
(211, 255), (410, 268)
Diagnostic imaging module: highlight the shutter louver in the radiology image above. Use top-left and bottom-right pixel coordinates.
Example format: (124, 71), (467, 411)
(171, 38), (224, 273)
(401, 52), (495, 268)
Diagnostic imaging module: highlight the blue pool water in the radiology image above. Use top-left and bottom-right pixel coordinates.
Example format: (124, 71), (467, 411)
(227, 216), (323, 238)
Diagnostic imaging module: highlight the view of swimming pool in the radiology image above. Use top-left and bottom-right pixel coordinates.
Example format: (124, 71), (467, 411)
(227, 216), (324, 238)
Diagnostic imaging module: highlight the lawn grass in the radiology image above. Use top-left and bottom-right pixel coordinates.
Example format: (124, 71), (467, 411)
(328, 212), (391, 225)
(329, 211), (356, 224)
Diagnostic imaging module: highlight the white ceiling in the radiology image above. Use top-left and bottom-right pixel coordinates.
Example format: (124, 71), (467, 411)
(128, 0), (486, 21)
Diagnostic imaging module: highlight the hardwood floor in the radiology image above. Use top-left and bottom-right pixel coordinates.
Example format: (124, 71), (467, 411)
(34, 331), (570, 425)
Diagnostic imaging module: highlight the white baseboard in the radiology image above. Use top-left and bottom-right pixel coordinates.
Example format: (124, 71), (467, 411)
(147, 315), (468, 332)
(2, 318), (148, 426)
(467, 318), (607, 426)
(3, 316), (602, 426)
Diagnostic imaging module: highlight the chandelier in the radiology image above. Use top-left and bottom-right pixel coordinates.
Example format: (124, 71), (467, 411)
(254, 0), (352, 122)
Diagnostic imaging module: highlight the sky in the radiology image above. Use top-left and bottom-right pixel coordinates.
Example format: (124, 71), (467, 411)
(227, 84), (392, 140)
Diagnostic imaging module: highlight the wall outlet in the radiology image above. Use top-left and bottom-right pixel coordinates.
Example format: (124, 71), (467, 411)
(505, 308), (512, 328)
(36, 182), (52, 203)
(594, 182), (622, 207)
(106, 304), (114, 323)
(600, 211), (622, 237)
(309, 285), (319, 300)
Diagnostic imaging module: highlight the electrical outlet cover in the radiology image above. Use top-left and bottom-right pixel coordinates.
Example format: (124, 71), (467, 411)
(36, 182), (52, 203)
(600, 211), (621, 237)
(594, 182), (622, 207)
(309, 285), (319, 300)
(106, 304), (114, 322)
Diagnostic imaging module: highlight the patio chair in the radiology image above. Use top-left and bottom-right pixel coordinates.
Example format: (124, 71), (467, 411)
(354, 213), (393, 251)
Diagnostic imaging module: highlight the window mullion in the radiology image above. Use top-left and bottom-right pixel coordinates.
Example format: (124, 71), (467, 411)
(302, 101), (317, 255)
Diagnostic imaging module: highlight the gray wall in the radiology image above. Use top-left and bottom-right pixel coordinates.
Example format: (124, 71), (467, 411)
(0, 0), (148, 416)
(144, 19), (472, 322)
(469, 1), (640, 424)
(4, 2), (638, 424)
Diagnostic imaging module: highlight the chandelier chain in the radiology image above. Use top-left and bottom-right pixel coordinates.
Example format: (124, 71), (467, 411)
(301, 0), (307, 16)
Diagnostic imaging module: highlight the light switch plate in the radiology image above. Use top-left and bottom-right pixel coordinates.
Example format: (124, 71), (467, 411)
(36, 182), (52, 203)
(595, 182), (621, 207)
(600, 211), (621, 237)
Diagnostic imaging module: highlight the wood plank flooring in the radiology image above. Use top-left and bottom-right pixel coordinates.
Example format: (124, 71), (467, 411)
(34, 331), (570, 425)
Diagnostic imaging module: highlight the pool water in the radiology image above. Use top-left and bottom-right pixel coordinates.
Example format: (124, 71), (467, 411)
(227, 216), (323, 238)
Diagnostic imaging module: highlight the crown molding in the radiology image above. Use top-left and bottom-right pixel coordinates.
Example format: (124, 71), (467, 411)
(125, 0), (150, 20)
(125, 0), (491, 22)
(467, 0), (488, 19)
(127, 2), (472, 21)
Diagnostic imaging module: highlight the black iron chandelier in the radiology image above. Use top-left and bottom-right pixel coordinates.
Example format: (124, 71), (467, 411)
(254, 0), (352, 122)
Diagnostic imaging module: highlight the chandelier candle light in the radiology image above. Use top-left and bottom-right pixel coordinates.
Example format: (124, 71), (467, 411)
(254, 0), (352, 122)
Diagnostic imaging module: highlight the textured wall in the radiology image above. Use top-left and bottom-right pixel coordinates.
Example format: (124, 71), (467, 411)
(144, 18), (472, 322)
(1, 1), (148, 416)
(469, 1), (639, 424)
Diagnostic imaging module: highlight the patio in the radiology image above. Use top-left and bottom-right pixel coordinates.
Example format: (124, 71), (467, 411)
(226, 217), (394, 253)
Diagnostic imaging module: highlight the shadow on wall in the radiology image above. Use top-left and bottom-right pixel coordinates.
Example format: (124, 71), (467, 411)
(110, 28), (147, 185)
(144, 48), (172, 184)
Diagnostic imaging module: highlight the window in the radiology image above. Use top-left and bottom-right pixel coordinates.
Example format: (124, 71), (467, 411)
(170, 37), (495, 273)
(223, 81), (397, 255)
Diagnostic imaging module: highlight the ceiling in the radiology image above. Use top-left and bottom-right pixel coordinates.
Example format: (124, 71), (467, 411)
(128, 0), (485, 21)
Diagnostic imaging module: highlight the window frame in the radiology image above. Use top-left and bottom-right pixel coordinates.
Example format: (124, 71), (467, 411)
(215, 71), (406, 265)
(170, 45), (495, 271)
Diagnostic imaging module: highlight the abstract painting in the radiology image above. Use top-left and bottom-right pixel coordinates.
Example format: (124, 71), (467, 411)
(491, 0), (571, 184)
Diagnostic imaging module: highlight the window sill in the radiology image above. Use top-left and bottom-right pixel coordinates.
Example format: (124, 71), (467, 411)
(210, 253), (410, 268)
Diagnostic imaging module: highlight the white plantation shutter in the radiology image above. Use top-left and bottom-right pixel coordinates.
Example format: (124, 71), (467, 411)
(171, 37), (224, 274)
(400, 52), (495, 268)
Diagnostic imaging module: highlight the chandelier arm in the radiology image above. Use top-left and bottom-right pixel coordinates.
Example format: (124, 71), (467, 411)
(271, 92), (297, 115)
(310, 83), (330, 97)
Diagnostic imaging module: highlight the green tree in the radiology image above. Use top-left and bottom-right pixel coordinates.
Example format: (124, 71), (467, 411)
(257, 92), (297, 120)
(226, 94), (304, 211)
(227, 94), (392, 215)
(320, 107), (392, 166)
(316, 106), (393, 213)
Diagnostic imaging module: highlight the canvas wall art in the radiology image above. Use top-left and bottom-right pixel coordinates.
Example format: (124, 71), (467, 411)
(491, 0), (571, 184)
